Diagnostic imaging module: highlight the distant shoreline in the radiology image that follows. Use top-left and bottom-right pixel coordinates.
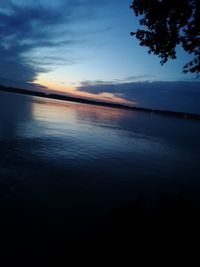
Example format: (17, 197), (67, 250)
(1, 85), (200, 121)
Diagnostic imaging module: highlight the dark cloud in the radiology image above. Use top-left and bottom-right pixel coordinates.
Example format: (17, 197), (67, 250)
(0, 44), (40, 82)
(77, 80), (200, 114)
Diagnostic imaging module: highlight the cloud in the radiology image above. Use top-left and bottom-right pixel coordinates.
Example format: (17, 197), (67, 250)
(126, 74), (156, 81)
(0, 0), (114, 85)
(79, 74), (156, 87)
(0, 76), (48, 91)
(77, 80), (200, 114)
(0, 1), (67, 83)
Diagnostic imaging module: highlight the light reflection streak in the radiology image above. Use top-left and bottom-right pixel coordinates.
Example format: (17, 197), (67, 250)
(31, 95), (137, 128)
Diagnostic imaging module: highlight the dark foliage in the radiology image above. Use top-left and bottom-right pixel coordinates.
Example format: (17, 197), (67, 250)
(130, 0), (200, 76)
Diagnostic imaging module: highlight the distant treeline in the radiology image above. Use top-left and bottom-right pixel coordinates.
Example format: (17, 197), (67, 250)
(0, 85), (200, 121)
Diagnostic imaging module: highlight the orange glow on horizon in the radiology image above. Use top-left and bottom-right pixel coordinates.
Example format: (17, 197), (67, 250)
(33, 78), (135, 107)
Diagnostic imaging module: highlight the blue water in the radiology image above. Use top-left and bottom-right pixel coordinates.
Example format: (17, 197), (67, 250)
(0, 91), (200, 246)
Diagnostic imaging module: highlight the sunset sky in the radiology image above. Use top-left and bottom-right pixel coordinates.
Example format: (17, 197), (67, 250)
(0, 0), (199, 110)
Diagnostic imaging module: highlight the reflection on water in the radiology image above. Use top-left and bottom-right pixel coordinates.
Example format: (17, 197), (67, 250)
(0, 91), (200, 256)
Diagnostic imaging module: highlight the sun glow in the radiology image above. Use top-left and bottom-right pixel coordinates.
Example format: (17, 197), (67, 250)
(34, 76), (135, 107)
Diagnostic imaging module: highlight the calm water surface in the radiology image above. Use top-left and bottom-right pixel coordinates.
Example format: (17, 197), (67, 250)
(0, 91), (200, 245)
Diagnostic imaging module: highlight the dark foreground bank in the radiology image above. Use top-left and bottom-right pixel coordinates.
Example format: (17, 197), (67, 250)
(1, 193), (200, 264)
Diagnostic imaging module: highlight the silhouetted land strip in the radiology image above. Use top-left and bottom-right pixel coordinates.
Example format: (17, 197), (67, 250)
(1, 85), (200, 120)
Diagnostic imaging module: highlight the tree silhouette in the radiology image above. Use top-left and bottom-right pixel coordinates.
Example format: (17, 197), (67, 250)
(130, 0), (200, 76)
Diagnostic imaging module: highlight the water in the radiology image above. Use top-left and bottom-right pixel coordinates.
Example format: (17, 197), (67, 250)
(0, 91), (200, 257)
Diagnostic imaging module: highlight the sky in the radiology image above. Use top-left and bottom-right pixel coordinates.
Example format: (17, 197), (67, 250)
(0, 0), (199, 112)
